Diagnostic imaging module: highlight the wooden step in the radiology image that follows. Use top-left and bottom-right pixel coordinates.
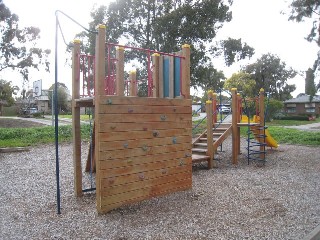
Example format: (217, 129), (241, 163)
(192, 148), (207, 153)
(192, 154), (210, 163)
(194, 143), (207, 147)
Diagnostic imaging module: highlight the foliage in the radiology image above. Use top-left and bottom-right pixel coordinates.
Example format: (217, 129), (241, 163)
(0, 79), (19, 106)
(288, 0), (320, 46)
(224, 72), (256, 97)
(268, 117), (320, 126)
(213, 38), (255, 67)
(49, 83), (70, 113)
(305, 68), (317, 97)
(77, 0), (255, 88)
(0, 1), (50, 87)
(244, 53), (297, 101)
(274, 115), (310, 121)
(265, 98), (283, 122)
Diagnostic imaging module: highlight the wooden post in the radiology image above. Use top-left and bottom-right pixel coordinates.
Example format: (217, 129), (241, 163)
(206, 100), (214, 169)
(212, 92), (217, 125)
(237, 93), (241, 155)
(72, 39), (82, 197)
(116, 46), (125, 96)
(181, 44), (190, 99)
(152, 53), (160, 98)
(207, 90), (214, 125)
(94, 24), (106, 213)
(129, 70), (137, 96)
(231, 88), (238, 164)
(259, 88), (265, 161)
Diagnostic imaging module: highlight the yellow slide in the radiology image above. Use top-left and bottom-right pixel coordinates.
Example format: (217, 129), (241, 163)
(241, 115), (278, 148)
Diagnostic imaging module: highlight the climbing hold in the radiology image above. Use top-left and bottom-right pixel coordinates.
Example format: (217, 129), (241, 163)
(153, 131), (159, 137)
(127, 159), (133, 164)
(128, 108), (133, 113)
(106, 98), (112, 104)
(109, 177), (115, 184)
(142, 145), (149, 152)
(161, 168), (167, 174)
(173, 108), (177, 112)
(179, 160), (184, 166)
(139, 173), (145, 180)
(185, 153), (191, 157)
(160, 115), (166, 121)
(110, 126), (116, 130)
(123, 143), (129, 148)
(172, 137), (177, 144)
(143, 127), (148, 131)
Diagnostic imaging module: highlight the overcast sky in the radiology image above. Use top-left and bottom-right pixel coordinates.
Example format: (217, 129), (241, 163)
(4, 0), (319, 97)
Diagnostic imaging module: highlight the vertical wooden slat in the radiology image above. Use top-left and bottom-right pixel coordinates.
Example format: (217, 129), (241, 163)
(129, 70), (137, 96)
(152, 53), (160, 98)
(116, 47), (125, 96)
(72, 39), (82, 197)
(94, 24), (106, 213)
(181, 44), (190, 99)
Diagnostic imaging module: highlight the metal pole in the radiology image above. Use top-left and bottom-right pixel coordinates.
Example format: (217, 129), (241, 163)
(54, 13), (61, 215)
(51, 90), (54, 127)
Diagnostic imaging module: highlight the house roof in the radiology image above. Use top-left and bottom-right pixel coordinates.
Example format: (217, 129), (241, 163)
(284, 94), (320, 103)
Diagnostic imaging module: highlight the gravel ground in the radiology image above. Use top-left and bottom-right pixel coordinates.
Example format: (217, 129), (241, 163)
(0, 138), (319, 240)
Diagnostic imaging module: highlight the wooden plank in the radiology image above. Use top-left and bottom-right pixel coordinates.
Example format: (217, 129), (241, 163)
(0, 147), (29, 153)
(97, 113), (190, 123)
(98, 95), (191, 106)
(99, 150), (190, 169)
(99, 184), (191, 213)
(99, 121), (191, 133)
(99, 143), (192, 160)
(98, 105), (191, 114)
(99, 135), (191, 151)
(101, 178), (192, 207)
(99, 157), (191, 177)
(101, 164), (191, 188)
(99, 128), (192, 142)
(101, 171), (191, 196)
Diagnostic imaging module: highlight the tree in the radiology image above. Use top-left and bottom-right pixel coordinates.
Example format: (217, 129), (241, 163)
(288, 1), (320, 90)
(0, 79), (18, 106)
(288, 1), (320, 46)
(305, 68), (317, 96)
(0, 1), (50, 88)
(76, 0), (254, 88)
(244, 53), (297, 101)
(223, 72), (256, 97)
(49, 83), (70, 113)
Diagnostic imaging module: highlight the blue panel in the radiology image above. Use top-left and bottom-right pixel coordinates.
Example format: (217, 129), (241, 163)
(174, 57), (181, 97)
(163, 57), (170, 97)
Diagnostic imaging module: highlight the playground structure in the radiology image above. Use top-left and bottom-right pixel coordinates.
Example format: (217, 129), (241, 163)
(72, 25), (192, 213)
(71, 25), (278, 214)
(191, 88), (278, 167)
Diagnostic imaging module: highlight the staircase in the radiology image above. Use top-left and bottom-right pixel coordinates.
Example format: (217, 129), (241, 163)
(192, 123), (232, 168)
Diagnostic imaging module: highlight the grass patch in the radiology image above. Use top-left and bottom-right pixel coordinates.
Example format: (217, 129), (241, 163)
(267, 118), (320, 126)
(0, 124), (92, 147)
(240, 125), (320, 146)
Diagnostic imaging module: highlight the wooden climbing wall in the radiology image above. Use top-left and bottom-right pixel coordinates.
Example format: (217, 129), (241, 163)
(95, 96), (192, 213)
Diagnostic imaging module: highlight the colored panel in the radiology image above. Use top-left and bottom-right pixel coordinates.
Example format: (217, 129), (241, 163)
(174, 57), (181, 97)
(163, 57), (170, 97)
